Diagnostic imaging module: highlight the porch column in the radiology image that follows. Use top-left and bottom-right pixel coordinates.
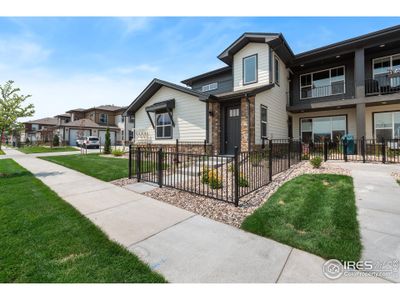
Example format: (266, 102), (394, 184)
(356, 103), (366, 138)
(240, 95), (255, 152)
(355, 48), (365, 99)
(210, 102), (221, 154)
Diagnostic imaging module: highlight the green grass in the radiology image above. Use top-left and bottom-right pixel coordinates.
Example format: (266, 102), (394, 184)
(397, 179), (400, 186)
(0, 149), (4, 155)
(241, 174), (361, 262)
(18, 146), (78, 154)
(41, 154), (157, 182)
(0, 159), (165, 283)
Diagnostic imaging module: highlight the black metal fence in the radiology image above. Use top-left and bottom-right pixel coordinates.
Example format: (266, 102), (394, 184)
(307, 137), (400, 164)
(132, 139), (212, 155)
(128, 139), (302, 206)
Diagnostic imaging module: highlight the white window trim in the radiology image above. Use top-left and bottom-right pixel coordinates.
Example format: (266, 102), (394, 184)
(99, 113), (108, 124)
(300, 115), (347, 141)
(260, 105), (268, 138)
(300, 65), (346, 100)
(374, 111), (400, 139)
(372, 53), (400, 78)
(201, 82), (218, 92)
(155, 112), (173, 139)
(243, 54), (258, 85)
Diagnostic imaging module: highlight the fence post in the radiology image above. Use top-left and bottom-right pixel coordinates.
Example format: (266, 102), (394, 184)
(262, 138), (265, 150)
(128, 144), (132, 179)
(361, 136), (366, 163)
(158, 147), (163, 188)
(268, 139), (273, 182)
(233, 146), (239, 207)
(136, 147), (141, 182)
(343, 137), (348, 162)
(323, 140), (328, 162)
(382, 137), (386, 164)
(175, 139), (179, 163)
(288, 138), (291, 168)
(203, 139), (207, 154)
(299, 141), (303, 161)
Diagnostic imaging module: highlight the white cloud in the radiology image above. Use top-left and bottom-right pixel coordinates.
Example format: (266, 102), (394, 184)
(118, 17), (153, 35)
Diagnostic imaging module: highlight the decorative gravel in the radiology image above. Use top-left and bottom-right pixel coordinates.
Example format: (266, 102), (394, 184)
(111, 177), (138, 186)
(392, 172), (400, 182)
(114, 161), (350, 228)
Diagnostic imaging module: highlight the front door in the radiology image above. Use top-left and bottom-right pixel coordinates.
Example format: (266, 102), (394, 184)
(224, 105), (241, 155)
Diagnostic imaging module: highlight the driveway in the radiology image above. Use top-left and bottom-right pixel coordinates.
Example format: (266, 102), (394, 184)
(331, 162), (400, 282)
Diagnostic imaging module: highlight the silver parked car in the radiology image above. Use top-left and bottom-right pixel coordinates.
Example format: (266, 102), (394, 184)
(81, 136), (100, 149)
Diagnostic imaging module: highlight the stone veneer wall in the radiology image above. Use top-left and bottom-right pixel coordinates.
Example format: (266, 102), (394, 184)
(210, 102), (221, 154)
(240, 96), (255, 152)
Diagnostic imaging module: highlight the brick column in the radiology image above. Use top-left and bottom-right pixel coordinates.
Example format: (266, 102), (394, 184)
(240, 96), (255, 152)
(210, 102), (221, 154)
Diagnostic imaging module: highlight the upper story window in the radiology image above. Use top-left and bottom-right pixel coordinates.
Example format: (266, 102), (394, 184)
(155, 112), (172, 139)
(243, 54), (258, 85)
(99, 113), (108, 124)
(261, 105), (268, 138)
(373, 54), (400, 88)
(300, 66), (345, 99)
(129, 115), (135, 123)
(274, 57), (280, 85)
(201, 82), (218, 92)
(31, 124), (39, 131)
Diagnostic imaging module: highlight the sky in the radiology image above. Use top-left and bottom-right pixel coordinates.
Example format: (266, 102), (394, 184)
(0, 17), (399, 121)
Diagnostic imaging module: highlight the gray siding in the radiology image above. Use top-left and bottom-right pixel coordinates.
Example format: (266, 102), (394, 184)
(290, 58), (355, 106)
(191, 71), (233, 95)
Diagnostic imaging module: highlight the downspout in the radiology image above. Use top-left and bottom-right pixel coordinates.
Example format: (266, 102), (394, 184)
(245, 93), (251, 152)
(205, 101), (209, 144)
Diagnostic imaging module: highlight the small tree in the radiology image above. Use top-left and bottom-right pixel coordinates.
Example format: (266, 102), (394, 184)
(0, 80), (34, 150)
(53, 134), (60, 147)
(104, 127), (111, 154)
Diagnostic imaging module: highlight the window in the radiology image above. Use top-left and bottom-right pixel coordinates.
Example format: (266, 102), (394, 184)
(373, 54), (400, 88)
(201, 82), (218, 92)
(274, 57), (280, 85)
(155, 112), (172, 139)
(31, 124), (39, 131)
(374, 111), (400, 140)
(229, 108), (240, 117)
(129, 115), (135, 123)
(243, 54), (257, 85)
(261, 105), (268, 138)
(99, 113), (108, 124)
(300, 66), (345, 99)
(301, 115), (346, 142)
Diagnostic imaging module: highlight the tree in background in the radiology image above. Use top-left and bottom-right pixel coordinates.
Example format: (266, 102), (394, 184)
(53, 134), (60, 147)
(104, 127), (111, 154)
(0, 80), (34, 150)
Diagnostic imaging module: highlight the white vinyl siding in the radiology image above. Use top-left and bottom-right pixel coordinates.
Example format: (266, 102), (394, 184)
(233, 42), (270, 91)
(255, 53), (289, 142)
(134, 86), (207, 144)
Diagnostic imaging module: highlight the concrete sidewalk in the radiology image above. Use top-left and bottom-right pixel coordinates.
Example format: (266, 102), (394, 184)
(2, 148), (389, 283)
(331, 162), (400, 283)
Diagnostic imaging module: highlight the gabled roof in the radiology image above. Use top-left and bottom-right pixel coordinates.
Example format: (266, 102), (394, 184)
(54, 113), (71, 118)
(66, 108), (85, 113)
(124, 78), (217, 116)
(66, 105), (125, 114)
(24, 117), (58, 126)
(181, 66), (232, 86)
(217, 32), (294, 65)
(59, 118), (119, 129)
(215, 83), (274, 101)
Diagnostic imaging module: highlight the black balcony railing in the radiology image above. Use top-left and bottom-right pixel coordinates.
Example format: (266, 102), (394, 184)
(301, 81), (345, 99)
(365, 77), (400, 96)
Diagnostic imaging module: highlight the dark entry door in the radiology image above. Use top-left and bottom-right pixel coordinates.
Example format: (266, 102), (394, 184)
(224, 105), (241, 155)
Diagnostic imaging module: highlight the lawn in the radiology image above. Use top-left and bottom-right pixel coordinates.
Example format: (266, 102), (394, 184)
(0, 159), (165, 283)
(0, 149), (4, 155)
(41, 154), (156, 182)
(18, 146), (78, 154)
(241, 174), (361, 262)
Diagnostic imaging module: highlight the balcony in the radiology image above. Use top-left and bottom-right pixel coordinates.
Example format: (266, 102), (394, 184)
(365, 76), (400, 96)
(300, 81), (345, 100)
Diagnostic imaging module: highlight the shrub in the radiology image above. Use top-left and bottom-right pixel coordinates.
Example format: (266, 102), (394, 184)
(208, 170), (223, 189)
(201, 167), (210, 184)
(310, 156), (323, 169)
(52, 134), (60, 147)
(249, 153), (262, 166)
(25, 137), (30, 145)
(238, 173), (249, 187)
(112, 149), (124, 157)
(103, 127), (111, 154)
(301, 154), (309, 160)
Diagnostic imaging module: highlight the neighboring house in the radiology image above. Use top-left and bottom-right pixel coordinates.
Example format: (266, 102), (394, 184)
(57, 105), (133, 146)
(124, 24), (400, 155)
(22, 117), (58, 142)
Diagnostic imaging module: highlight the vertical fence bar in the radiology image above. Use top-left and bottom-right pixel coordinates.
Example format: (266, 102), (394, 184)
(361, 136), (366, 163)
(268, 139), (273, 182)
(158, 147), (163, 188)
(288, 139), (291, 168)
(128, 144), (132, 179)
(382, 137), (386, 164)
(323, 140), (328, 162)
(343, 137), (348, 162)
(136, 147), (141, 182)
(234, 146), (239, 207)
